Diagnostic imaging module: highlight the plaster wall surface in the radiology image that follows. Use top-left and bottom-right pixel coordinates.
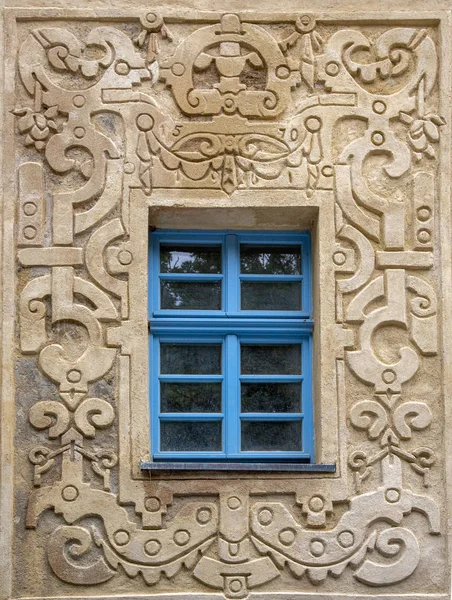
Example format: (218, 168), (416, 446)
(1, 1), (452, 599)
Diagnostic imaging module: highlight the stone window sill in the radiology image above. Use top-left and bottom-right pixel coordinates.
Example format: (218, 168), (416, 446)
(140, 461), (336, 473)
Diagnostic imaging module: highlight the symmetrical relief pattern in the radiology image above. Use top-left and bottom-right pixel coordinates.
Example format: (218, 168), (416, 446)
(10, 9), (447, 599)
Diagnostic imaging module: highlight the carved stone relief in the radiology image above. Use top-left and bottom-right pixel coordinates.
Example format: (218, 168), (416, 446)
(2, 6), (450, 600)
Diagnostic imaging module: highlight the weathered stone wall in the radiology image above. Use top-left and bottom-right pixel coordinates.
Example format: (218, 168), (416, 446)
(1, 1), (451, 599)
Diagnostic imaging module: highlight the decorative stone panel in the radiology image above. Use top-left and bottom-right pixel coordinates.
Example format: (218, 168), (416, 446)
(0, 2), (451, 600)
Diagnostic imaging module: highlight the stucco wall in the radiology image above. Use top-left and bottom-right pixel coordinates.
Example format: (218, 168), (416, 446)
(1, 1), (451, 599)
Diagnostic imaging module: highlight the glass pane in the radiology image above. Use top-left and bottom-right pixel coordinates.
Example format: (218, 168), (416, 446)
(160, 421), (222, 451)
(241, 383), (301, 413)
(161, 344), (221, 375)
(241, 344), (301, 375)
(241, 281), (301, 311)
(241, 421), (302, 451)
(161, 281), (221, 310)
(161, 382), (222, 412)
(160, 245), (221, 274)
(240, 245), (301, 274)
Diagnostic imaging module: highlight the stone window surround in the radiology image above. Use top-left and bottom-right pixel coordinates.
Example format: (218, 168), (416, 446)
(1, 5), (451, 598)
(134, 190), (345, 487)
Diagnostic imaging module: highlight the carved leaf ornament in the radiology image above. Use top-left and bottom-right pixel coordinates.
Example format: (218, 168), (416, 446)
(13, 10), (444, 598)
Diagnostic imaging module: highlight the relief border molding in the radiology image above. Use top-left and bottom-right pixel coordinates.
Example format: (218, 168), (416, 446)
(1, 7), (451, 600)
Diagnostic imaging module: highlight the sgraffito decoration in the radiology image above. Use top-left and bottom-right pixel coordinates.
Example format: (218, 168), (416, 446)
(10, 9), (447, 599)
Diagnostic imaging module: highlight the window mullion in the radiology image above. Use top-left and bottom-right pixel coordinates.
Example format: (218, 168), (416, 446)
(225, 334), (239, 457)
(225, 233), (239, 313)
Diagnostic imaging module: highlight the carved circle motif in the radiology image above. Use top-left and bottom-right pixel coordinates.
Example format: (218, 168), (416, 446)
(115, 61), (130, 76)
(417, 229), (431, 244)
(118, 250), (133, 265)
(144, 496), (161, 512)
(114, 530), (130, 546)
(371, 131), (385, 146)
(333, 251), (347, 266)
(144, 539), (161, 556)
(337, 530), (355, 548)
(305, 116), (321, 133)
(23, 202), (37, 216)
(67, 369), (82, 383)
(296, 14), (316, 33)
(61, 485), (79, 501)
(258, 508), (273, 526)
(417, 206), (432, 222)
(223, 94), (237, 114)
(123, 162), (135, 174)
(310, 538), (326, 557)
(136, 114), (154, 132)
(372, 100), (387, 114)
(74, 127), (86, 139)
(227, 496), (242, 510)
(308, 495), (325, 512)
(276, 65), (290, 79)
(173, 529), (190, 546)
(382, 369), (396, 384)
(172, 63), (185, 76)
(196, 507), (212, 524)
(73, 95), (86, 108)
(279, 528), (296, 546)
(385, 488), (401, 503)
(23, 226), (37, 240)
(229, 579), (243, 593)
(325, 61), (340, 76)
(321, 165), (334, 177)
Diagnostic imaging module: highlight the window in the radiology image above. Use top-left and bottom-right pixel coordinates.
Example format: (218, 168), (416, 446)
(149, 230), (313, 462)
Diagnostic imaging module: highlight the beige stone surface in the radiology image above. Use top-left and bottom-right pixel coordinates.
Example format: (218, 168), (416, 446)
(0, 1), (451, 599)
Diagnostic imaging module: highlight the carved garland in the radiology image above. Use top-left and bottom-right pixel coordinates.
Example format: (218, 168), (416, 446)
(15, 12), (443, 598)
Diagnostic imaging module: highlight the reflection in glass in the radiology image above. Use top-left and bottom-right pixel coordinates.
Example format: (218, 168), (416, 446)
(161, 344), (221, 375)
(160, 421), (222, 451)
(241, 421), (302, 451)
(161, 281), (221, 310)
(160, 245), (222, 274)
(241, 344), (301, 375)
(161, 382), (222, 412)
(240, 245), (301, 274)
(241, 281), (301, 311)
(241, 383), (301, 413)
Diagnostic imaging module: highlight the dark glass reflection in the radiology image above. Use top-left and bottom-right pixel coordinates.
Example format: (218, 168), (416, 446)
(241, 281), (301, 311)
(161, 281), (221, 310)
(160, 421), (222, 451)
(161, 383), (222, 412)
(241, 421), (302, 451)
(240, 245), (301, 274)
(241, 344), (301, 375)
(160, 245), (222, 274)
(161, 344), (222, 375)
(241, 383), (301, 412)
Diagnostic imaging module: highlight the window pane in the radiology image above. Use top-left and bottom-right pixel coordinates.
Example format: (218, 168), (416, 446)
(161, 281), (221, 310)
(241, 344), (301, 375)
(161, 344), (221, 375)
(241, 383), (301, 413)
(240, 245), (301, 274)
(160, 245), (221, 274)
(241, 421), (302, 451)
(161, 382), (222, 412)
(160, 421), (222, 451)
(241, 281), (301, 311)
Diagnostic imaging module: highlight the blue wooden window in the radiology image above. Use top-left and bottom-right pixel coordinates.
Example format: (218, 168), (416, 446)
(149, 231), (314, 462)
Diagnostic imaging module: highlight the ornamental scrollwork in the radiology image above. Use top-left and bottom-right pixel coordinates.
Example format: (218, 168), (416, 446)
(12, 11), (445, 599)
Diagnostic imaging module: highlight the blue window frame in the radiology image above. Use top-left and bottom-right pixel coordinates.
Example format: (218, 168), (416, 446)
(149, 230), (314, 462)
